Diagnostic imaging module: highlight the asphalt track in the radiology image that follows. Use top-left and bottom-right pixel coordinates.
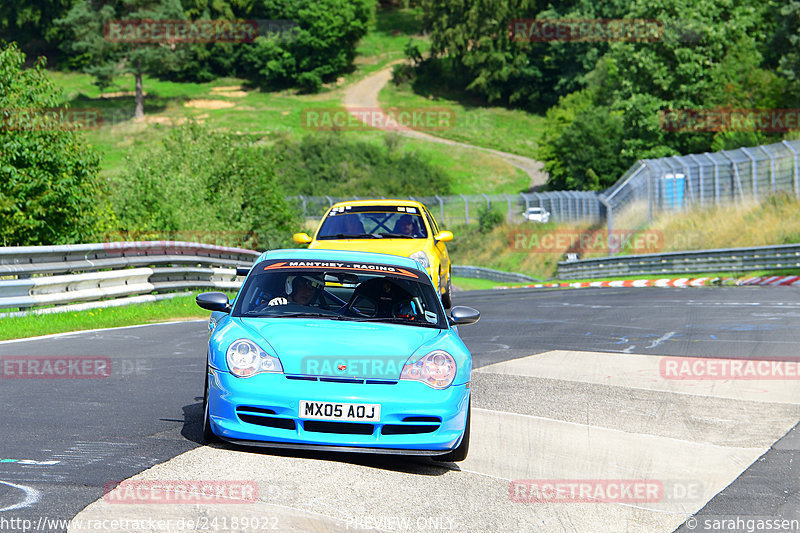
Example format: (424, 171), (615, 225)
(0, 286), (798, 532)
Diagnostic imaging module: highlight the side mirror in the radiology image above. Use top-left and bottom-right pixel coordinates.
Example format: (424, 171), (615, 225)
(196, 292), (231, 313)
(293, 232), (312, 244)
(236, 266), (251, 277)
(435, 231), (453, 242)
(449, 306), (480, 326)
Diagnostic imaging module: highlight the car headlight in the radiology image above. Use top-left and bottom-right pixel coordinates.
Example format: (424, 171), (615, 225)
(400, 350), (456, 389)
(226, 339), (283, 378)
(409, 251), (431, 269)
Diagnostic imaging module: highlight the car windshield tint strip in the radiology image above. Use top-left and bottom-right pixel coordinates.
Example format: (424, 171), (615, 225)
(262, 261), (421, 279)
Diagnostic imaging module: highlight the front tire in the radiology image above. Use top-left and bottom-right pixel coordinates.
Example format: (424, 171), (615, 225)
(441, 271), (453, 309)
(435, 398), (470, 462)
(202, 366), (220, 444)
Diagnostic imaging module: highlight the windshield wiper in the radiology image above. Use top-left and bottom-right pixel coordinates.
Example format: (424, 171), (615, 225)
(375, 232), (413, 239)
(320, 233), (381, 239)
(350, 317), (441, 327)
(242, 311), (345, 320)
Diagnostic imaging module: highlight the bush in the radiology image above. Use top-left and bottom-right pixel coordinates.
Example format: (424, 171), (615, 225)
(110, 123), (298, 250)
(271, 133), (451, 197)
(0, 43), (102, 246)
(477, 204), (503, 233)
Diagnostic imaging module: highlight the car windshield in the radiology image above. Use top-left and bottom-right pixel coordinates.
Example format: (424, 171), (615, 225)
(233, 259), (446, 328)
(317, 206), (428, 239)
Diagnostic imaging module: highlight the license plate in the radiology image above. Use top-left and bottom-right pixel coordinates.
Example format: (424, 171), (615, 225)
(299, 401), (380, 422)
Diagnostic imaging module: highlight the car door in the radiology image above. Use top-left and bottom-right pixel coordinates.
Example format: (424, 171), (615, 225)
(421, 206), (449, 289)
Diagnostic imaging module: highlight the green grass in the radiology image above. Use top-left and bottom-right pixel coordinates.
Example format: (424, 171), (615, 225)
(379, 80), (547, 161)
(0, 293), (219, 341)
(451, 277), (529, 291)
(350, 7), (430, 79)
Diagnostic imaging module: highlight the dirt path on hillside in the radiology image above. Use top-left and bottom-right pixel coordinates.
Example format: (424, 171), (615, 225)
(343, 64), (548, 189)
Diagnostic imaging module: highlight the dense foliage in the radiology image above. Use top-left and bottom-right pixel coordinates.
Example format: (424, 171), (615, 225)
(111, 123), (298, 250)
(0, 43), (102, 246)
(271, 134), (451, 197)
(416, 0), (793, 191)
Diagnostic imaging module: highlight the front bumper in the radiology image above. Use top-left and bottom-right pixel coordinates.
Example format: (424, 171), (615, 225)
(207, 369), (469, 453)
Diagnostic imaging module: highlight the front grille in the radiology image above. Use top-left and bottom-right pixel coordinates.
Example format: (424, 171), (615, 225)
(285, 375), (397, 385)
(303, 421), (375, 435)
(381, 424), (440, 435)
(238, 414), (296, 430)
(403, 416), (441, 423)
(236, 406), (294, 430)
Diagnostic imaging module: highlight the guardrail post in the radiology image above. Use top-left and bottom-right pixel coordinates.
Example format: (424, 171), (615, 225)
(782, 140), (800, 198)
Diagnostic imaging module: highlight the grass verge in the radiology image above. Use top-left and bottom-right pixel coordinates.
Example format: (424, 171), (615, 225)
(0, 293), (217, 341)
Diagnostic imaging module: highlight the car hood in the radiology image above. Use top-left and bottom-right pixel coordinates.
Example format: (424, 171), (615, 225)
(235, 318), (445, 379)
(310, 238), (430, 258)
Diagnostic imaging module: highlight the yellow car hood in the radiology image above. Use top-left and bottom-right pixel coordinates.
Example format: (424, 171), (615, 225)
(309, 238), (430, 259)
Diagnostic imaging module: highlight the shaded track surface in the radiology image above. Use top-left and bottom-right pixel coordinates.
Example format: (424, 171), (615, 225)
(0, 287), (798, 531)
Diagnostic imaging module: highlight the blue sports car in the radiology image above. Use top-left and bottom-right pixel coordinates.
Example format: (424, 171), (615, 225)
(196, 249), (480, 461)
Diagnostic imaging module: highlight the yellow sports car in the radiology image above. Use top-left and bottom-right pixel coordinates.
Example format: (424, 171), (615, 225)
(293, 200), (454, 307)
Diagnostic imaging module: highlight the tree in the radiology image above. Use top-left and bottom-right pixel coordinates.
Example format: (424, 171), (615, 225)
(0, 43), (102, 245)
(0, 0), (76, 58)
(57, 0), (186, 119)
(239, 0), (372, 92)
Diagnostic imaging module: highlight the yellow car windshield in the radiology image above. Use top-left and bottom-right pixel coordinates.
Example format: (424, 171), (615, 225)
(317, 206), (428, 239)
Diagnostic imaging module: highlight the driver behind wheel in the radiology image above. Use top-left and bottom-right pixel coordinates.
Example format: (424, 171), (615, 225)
(268, 275), (323, 306)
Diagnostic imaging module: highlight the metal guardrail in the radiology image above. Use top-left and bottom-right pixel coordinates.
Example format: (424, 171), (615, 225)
(557, 244), (800, 279)
(0, 241), (260, 312)
(452, 265), (540, 283)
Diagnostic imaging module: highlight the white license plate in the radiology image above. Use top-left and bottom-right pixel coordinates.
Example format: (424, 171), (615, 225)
(299, 401), (380, 422)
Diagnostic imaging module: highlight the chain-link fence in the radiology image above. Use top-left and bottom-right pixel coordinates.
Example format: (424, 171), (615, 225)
(288, 139), (800, 242)
(290, 191), (602, 228)
(604, 140), (800, 233)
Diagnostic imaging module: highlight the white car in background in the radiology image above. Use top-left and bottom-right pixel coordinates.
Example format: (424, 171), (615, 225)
(522, 207), (550, 223)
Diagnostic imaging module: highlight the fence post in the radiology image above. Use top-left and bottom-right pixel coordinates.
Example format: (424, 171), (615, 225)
(782, 140), (800, 198)
(688, 154), (705, 206)
(702, 153), (719, 206)
(759, 145), (777, 194)
(481, 193), (490, 210)
(520, 193), (530, 213)
(721, 151), (744, 203)
(325, 196), (334, 208)
(298, 195), (307, 218)
(434, 195), (444, 223)
(503, 194), (512, 222)
(741, 147), (758, 199)
(460, 194), (469, 225)
(599, 195), (613, 257)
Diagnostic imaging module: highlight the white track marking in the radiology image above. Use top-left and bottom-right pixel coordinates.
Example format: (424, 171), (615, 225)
(0, 480), (41, 512)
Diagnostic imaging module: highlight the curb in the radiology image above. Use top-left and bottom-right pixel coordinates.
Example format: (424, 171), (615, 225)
(490, 276), (800, 290)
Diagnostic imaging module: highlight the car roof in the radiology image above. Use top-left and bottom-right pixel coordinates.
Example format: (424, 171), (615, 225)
(330, 199), (427, 209)
(254, 248), (422, 269)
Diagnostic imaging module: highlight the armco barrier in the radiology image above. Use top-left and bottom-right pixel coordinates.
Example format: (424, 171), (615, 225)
(557, 244), (800, 279)
(452, 265), (540, 283)
(0, 241), (260, 312)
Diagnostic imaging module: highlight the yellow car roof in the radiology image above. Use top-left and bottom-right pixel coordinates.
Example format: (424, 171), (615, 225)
(330, 199), (427, 209)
